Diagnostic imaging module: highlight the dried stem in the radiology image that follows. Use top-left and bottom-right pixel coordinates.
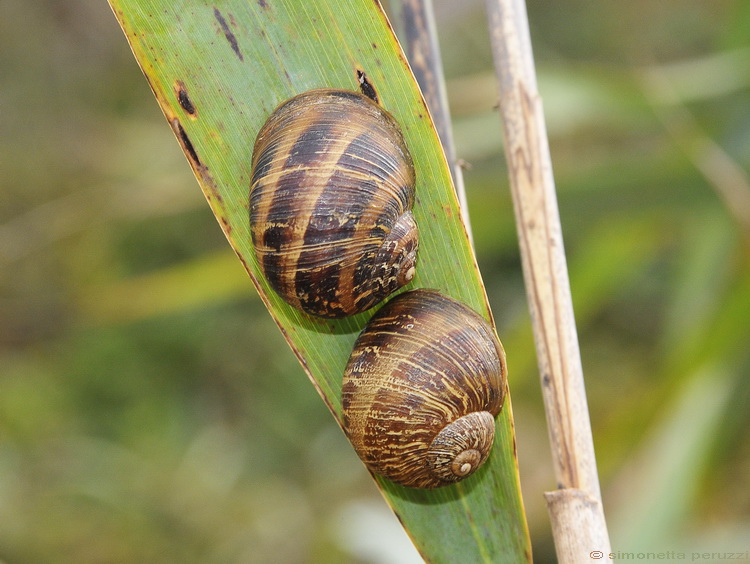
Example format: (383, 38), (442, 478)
(390, 0), (473, 243)
(484, 0), (611, 560)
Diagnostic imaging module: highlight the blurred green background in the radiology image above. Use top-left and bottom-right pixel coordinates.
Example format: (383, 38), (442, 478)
(1, 0), (749, 562)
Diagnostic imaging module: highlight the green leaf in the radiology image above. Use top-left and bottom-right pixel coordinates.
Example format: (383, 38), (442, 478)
(108, 1), (530, 560)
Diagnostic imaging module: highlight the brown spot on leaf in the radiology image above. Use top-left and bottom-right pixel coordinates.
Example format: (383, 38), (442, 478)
(214, 8), (243, 61)
(171, 118), (201, 167)
(174, 80), (197, 117)
(170, 118), (222, 204)
(236, 253), (250, 271)
(356, 70), (378, 103)
(219, 216), (232, 235)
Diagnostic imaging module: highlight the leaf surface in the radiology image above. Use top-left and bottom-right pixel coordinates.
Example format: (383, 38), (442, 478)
(108, 1), (530, 560)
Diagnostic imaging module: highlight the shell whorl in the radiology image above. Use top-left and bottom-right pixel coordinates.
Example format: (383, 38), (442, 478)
(426, 411), (496, 483)
(341, 289), (507, 489)
(249, 89), (418, 318)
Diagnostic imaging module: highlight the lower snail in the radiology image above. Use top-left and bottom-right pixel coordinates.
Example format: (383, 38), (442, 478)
(249, 89), (418, 318)
(341, 289), (507, 489)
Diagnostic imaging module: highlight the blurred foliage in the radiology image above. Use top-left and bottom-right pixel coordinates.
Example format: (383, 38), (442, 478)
(1, 0), (749, 562)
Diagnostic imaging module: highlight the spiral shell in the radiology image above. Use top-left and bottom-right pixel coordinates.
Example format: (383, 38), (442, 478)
(341, 289), (507, 489)
(249, 89), (418, 318)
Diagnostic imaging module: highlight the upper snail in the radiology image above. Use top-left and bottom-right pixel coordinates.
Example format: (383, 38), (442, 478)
(249, 89), (418, 318)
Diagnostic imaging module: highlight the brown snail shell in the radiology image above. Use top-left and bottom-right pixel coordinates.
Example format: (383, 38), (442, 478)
(341, 289), (507, 489)
(249, 89), (418, 318)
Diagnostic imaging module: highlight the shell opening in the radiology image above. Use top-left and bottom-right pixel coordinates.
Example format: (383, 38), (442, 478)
(402, 262), (416, 284)
(452, 449), (482, 477)
(426, 411), (496, 485)
(390, 211), (419, 287)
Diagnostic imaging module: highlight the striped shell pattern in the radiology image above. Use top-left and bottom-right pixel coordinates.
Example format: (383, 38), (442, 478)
(249, 89), (418, 318)
(342, 289), (507, 489)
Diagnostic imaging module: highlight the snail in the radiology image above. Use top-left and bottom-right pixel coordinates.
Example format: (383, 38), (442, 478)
(341, 289), (507, 489)
(249, 89), (418, 318)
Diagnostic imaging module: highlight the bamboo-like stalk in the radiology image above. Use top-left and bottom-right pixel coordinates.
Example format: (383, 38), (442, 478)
(389, 0), (473, 243)
(484, 0), (612, 560)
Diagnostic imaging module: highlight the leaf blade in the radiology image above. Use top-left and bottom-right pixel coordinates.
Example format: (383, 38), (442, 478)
(108, 0), (530, 560)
